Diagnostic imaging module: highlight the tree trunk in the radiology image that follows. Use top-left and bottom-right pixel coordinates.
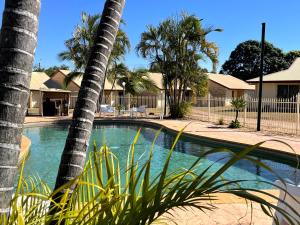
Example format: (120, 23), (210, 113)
(54, 0), (125, 193)
(0, 0), (40, 214)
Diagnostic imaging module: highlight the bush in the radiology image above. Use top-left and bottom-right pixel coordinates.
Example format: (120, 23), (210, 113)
(218, 118), (225, 125)
(229, 120), (241, 128)
(169, 101), (191, 118)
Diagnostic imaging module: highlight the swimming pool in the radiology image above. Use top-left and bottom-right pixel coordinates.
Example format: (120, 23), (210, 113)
(22, 122), (300, 190)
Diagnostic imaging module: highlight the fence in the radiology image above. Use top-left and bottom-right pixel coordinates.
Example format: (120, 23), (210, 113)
(69, 94), (163, 114)
(190, 94), (300, 136)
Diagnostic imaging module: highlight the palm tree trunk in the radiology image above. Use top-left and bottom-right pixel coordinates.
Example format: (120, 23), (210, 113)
(0, 0), (40, 214)
(54, 0), (125, 193)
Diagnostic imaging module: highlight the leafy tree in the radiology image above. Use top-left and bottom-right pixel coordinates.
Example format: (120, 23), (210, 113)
(33, 64), (70, 76)
(0, 0), (41, 214)
(59, 12), (130, 85)
(137, 13), (221, 118)
(285, 50), (300, 66)
(220, 40), (292, 81)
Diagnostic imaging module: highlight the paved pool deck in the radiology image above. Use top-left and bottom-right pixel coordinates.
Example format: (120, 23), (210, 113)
(23, 116), (300, 224)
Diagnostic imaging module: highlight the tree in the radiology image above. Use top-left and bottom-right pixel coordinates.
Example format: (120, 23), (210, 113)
(229, 98), (246, 128)
(0, 0), (40, 214)
(220, 40), (290, 81)
(58, 12), (130, 85)
(137, 13), (221, 118)
(33, 64), (70, 76)
(116, 67), (158, 95)
(54, 0), (125, 194)
(285, 50), (300, 66)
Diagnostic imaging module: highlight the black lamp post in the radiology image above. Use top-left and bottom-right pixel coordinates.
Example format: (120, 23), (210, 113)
(257, 23), (266, 131)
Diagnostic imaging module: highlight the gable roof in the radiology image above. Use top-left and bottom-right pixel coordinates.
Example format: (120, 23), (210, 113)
(208, 73), (255, 90)
(57, 70), (124, 90)
(30, 72), (70, 92)
(30, 72), (49, 90)
(248, 58), (300, 83)
(147, 73), (163, 90)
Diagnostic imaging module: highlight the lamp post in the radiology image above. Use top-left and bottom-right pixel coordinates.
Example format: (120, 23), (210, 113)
(257, 23), (266, 131)
(122, 81), (126, 108)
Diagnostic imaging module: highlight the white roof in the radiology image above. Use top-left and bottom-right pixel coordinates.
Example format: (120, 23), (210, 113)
(58, 70), (124, 90)
(248, 58), (300, 83)
(208, 73), (255, 90)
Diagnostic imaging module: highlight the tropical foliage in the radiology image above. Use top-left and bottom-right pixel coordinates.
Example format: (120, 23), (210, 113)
(229, 98), (247, 128)
(221, 40), (300, 81)
(33, 64), (70, 76)
(137, 13), (221, 118)
(1, 131), (299, 224)
(116, 67), (158, 95)
(59, 12), (130, 86)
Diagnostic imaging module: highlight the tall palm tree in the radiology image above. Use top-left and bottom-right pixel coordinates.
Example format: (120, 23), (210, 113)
(0, 0), (40, 214)
(59, 12), (130, 86)
(137, 13), (221, 118)
(54, 0), (126, 193)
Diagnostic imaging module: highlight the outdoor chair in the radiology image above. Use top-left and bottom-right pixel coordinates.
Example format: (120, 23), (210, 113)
(100, 104), (115, 116)
(272, 180), (300, 225)
(131, 105), (147, 118)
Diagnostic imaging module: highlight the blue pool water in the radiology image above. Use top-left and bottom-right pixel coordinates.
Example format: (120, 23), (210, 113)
(22, 123), (300, 190)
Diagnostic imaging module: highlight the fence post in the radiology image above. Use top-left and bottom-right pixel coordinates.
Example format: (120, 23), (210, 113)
(208, 93), (211, 122)
(297, 93), (300, 135)
(243, 94), (247, 126)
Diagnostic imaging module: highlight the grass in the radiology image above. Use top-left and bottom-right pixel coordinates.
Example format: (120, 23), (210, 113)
(1, 129), (299, 224)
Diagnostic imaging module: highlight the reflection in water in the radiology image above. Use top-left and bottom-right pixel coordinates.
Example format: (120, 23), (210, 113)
(23, 123), (300, 189)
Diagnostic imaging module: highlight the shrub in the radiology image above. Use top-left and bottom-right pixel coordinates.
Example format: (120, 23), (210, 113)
(218, 118), (225, 125)
(169, 101), (191, 118)
(229, 120), (241, 128)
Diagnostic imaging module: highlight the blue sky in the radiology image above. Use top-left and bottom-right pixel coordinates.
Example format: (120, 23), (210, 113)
(1, 0), (299, 71)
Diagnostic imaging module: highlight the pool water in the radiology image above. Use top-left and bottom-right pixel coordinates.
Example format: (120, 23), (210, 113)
(22, 123), (300, 190)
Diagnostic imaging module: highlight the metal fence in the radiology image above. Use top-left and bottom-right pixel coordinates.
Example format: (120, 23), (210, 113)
(190, 94), (300, 136)
(70, 94), (162, 113)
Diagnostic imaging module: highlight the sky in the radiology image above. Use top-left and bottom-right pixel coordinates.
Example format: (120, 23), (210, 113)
(1, 0), (299, 72)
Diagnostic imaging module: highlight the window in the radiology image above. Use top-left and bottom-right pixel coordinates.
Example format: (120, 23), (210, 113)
(277, 85), (299, 99)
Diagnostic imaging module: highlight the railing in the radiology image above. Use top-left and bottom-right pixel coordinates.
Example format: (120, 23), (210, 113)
(70, 94), (163, 114)
(190, 94), (300, 136)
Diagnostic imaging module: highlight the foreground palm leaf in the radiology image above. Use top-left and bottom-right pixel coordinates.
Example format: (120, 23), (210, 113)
(2, 131), (300, 224)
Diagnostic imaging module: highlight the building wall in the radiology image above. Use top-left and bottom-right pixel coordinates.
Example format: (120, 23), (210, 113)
(31, 90), (41, 108)
(208, 80), (227, 97)
(254, 82), (300, 98)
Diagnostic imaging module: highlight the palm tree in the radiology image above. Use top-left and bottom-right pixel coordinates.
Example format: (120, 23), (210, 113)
(0, 0), (40, 214)
(54, 0), (126, 194)
(137, 14), (221, 118)
(59, 12), (130, 86)
(116, 67), (158, 96)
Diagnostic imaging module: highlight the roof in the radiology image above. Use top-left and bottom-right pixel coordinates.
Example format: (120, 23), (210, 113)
(147, 73), (164, 89)
(58, 70), (123, 90)
(30, 72), (70, 93)
(30, 72), (50, 90)
(248, 58), (300, 83)
(208, 73), (255, 90)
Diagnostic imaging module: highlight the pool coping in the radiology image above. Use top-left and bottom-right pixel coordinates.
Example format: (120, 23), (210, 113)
(24, 118), (300, 162)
